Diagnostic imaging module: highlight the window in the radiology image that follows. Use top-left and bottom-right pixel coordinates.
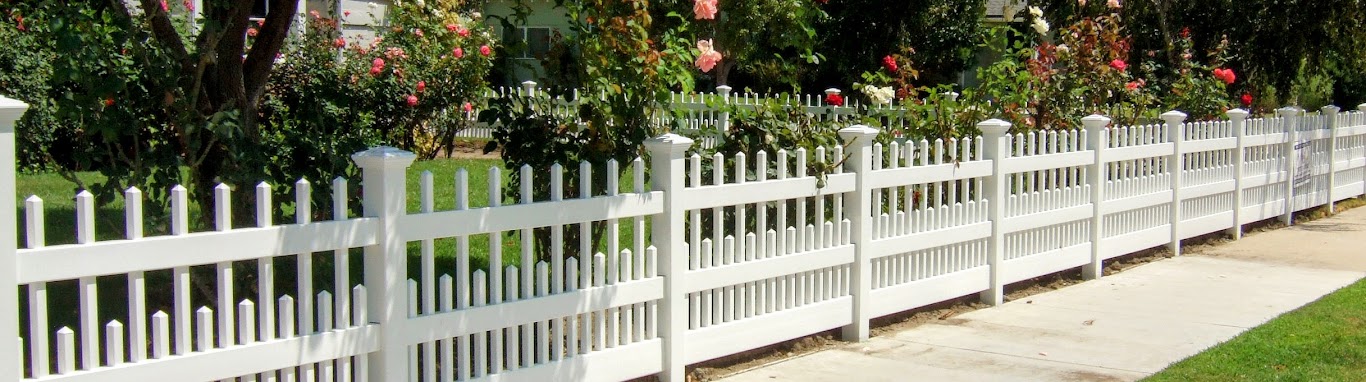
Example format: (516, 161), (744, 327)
(503, 26), (553, 60)
(251, 0), (270, 19)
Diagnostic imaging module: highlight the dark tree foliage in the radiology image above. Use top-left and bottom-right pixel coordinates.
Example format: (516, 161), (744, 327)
(808, 0), (987, 90)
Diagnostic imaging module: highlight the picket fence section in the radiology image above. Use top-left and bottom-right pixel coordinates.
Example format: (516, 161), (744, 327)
(457, 84), (889, 143)
(1, 97), (1365, 382)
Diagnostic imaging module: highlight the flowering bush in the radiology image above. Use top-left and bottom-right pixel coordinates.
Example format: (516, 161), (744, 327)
(1146, 30), (1237, 120)
(266, 1), (497, 161)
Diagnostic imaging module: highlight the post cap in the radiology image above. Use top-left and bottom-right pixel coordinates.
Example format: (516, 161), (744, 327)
(838, 125), (879, 142)
(824, 88), (842, 96)
(0, 96), (30, 129)
(976, 119), (1012, 137)
(644, 133), (695, 155)
(1358, 103), (1366, 112)
(1275, 106), (1301, 117)
(1159, 110), (1188, 124)
(1225, 108), (1250, 120)
(1081, 114), (1111, 131)
(942, 91), (960, 102)
(716, 85), (733, 95)
(351, 146), (417, 169)
(520, 80), (538, 95)
(1321, 105), (1341, 114)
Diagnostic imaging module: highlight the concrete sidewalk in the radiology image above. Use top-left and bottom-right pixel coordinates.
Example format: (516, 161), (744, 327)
(717, 207), (1366, 382)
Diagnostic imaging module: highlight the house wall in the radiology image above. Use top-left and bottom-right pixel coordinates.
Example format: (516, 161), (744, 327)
(484, 0), (574, 85)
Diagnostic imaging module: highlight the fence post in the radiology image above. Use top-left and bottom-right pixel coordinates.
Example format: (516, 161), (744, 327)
(521, 80), (538, 97)
(1359, 104), (1366, 198)
(0, 97), (27, 382)
(1081, 114), (1110, 280)
(1161, 111), (1188, 256)
(1322, 105), (1341, 213)
(645, 133), (694, 382)
(1226, 108), (1250, 239)
(716, 85), (733, 136)
(838, 125), (878, 341)
(352, 146), (417, 382)
(977, 119), (1011, 306)
(1276, 107), (1301, 225)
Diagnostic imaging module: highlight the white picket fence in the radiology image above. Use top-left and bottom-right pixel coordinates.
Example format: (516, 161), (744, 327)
(1, 96), (1365, 382)
(456, 84), (884, 143)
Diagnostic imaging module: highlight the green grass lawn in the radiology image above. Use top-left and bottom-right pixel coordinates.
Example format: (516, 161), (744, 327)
(1144, 279), (1366, 382)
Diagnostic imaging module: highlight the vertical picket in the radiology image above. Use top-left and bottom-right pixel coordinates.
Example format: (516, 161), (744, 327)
(332, 177), (351, 329)
(259, 182), (277, 341)
(171, 186), (192, 355)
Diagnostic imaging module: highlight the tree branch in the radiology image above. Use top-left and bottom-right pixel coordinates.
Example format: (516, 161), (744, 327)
(243, 0), (299, 104)
(136, 0), (189, 61)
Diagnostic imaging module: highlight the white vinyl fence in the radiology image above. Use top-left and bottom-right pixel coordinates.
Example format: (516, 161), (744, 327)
(2, 96), (1365, 382)
(456, 84), (883, 143)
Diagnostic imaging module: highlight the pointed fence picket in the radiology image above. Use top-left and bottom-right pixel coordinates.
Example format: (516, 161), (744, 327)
(2, 97), (1366, 382)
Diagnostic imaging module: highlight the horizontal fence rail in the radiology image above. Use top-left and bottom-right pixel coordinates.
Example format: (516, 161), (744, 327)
(3, 98), (1366, 382)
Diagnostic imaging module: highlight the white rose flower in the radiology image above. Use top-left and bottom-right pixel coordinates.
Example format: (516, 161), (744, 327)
(1031, 18), (1050, 35)
(863, 85), (895, 106)
(1028, 6), (1043, 18)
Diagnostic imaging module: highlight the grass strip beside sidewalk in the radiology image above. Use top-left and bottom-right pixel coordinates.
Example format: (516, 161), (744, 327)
(1144, 278), (1366, 382)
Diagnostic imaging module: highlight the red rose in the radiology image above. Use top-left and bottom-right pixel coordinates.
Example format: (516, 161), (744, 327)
(416, 81), (426, 92)
(103, 98), (115, 107)
(1180, 27), (1190, 39)
(1213, 68), (1236, 85)
(333, 37), (346, 48)
(1241, 93), (1253, 107)
(825, 93), (844, 106)
(406, 95), (419, 107)
(1109, 59), (1127, 72)
(882, 55), (898, 73)
(246, 28), (258, 37)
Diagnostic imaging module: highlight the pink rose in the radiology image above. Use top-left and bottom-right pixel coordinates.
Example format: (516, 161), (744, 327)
(182, 0), (193, 12)
(246, 28), (258, 37)
(480, 45), (491, 56)
(333, 37), (346, 48)
(414, 28), (424, 38)
(463, 102), (474, 112)
(446, 24), (458, 32)
(416, 81), (426, 92)
(695, 39), (723, 73)
(1109, 59), (1127, 72)
(694, 0), (718, 20)
(159, 0), (169, 12)
(458, 27), (471, 37)
(452, 47), (464, 58)
(406, 95), (418, 107)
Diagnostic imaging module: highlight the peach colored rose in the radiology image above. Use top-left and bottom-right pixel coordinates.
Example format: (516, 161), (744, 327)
(695, 39), (723, 73)
(694, 0), (718, 20)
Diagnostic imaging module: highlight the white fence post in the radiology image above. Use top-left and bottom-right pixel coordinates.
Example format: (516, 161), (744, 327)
(645, 133), (694, 382)
(1161, 111), (1188, 256)
(716, 85), (733, 134)
(521, 80), (538, 98)
(0, 97), (27, 382)
(977, 119), (1011, 306)
(1322, 105), (1341, 213)
(838, 125), (878, 341)
(1226, 108), (1250, 239)
(1360, 104), (1366, 198)
(1276, 107), (1301, 225)
(352, 146), (417, 382)
(1081, 114), (1110, 280)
